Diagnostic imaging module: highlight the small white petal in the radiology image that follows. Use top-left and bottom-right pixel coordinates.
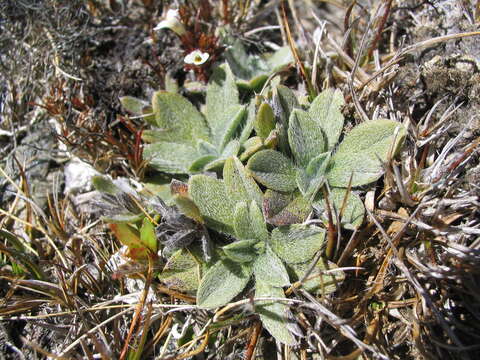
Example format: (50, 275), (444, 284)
(153, 8), (186, 36)
(184, 50), (210, 65)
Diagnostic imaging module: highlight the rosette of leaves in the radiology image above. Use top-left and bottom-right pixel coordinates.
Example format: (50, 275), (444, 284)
(224, 38), (293, 92)
(121, 64), (252, 174)
(173, 156), (343, 345)
(247, 88), (407, 229)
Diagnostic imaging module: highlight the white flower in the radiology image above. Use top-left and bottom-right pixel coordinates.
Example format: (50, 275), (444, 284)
(184, 50), (210, 66)
(153, 9), (186, 36)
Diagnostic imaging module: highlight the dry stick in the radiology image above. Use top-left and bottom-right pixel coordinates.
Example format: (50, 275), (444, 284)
(0, 165), (67, 266)
(143, 314), (173, 356)
(119, 254), (155, 360)
(244, 321), (262, 360)
(58, 307), (134, 357)
(348, 6), (377, 124)
(366, 0), (393, 59)
(299, 289), (387, 359)
(280, 2), (314, 97)
(327, 313), (380, 360)
(364, 206), (466, 350)
(343, 0), (357, 57)
(168, 331), (210, 360)
(322, 186), (336, 260)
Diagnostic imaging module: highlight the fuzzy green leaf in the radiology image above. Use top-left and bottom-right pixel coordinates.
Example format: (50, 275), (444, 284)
(233, 201), (269, 242)
(205, 65), (241, 145)
(270, 225), (325, 264)
(92, 176), (119, 195)
(288, 109), (327, 167)
(202, 140), (241, 172)
(160, 247), (205, 295)
(172, 194), (204, 224)
(143, 142), (199, 174)
(189, 175), (235, 235)
(120, 96), (152, 115)
(296, 152), (331, 202)
(224, 157), (263, 209)
(327, 119), (406, 187)
(218, 105), (247, 151)
(234, 202), (255, 240)
(239, 100), (257, 144)
(140, 218), (157, 253)
(287, 258), (345, 295)
(151, 92), (210, 145)
(308, 89), (345, 149)
(247, 150), (297, 192)
(196, 140), (218, 156)
(255, 280), (296, 345)
(225, 39), (270, 80)
(255, 103), (276, 139)
(249, 201), (269, 242)
(263, 190), (311, 226)
(197, 259), (253, 308)
(273, 85), (300, 154)
(266, 47), (294, 72)
(313, 188), (364, 230)
(188, 155), (218, 173)
(239, 136), (264, 162)
(223, 239), (259, 263)
(254, 245), (290, 287)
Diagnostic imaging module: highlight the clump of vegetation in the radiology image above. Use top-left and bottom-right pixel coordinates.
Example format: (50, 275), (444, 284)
(2, 1), (480, 359)
(95, 60), (407, 345)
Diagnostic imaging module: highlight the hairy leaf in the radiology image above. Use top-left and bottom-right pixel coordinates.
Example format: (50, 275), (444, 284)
(239, 100), (257, 144)
(255, 102), (276, 139)
(288, 109), (326, 167)
(224, 157), (263, 209)
(327, 119), (406, 187)
(205, 65), (241, 145)
(143, 142), (199, 174)
(197, 259), (253, 308)
(223, 239), (259, 263)
(266, 47), (294, 72)
(270, 225), (325, 264)
(247, 150), (297, 192)
(249, 201), (270, 242)
(189, 175), (235, 235)
(120, 96), (152, 115)
(234, 201), (269, 242)
(218, 105), (247, 151)
(255, 280), (296, 345)
(92, 175), (119, 195)
(263, 190), (311, 226)
(151, 92), (210, 145)
(160, 248), (204, 295)
(234, 202), (256, 240)
(203, 140), (241, 171)
(172, 194), (204, 224)
(254, 245), (290, 287)
(308, 89), (345, 149)
(239, 136), (264, 161)
(188, 155), (218, 173)
(273, 85), (300, 153)
(296, 152), (331, 202)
